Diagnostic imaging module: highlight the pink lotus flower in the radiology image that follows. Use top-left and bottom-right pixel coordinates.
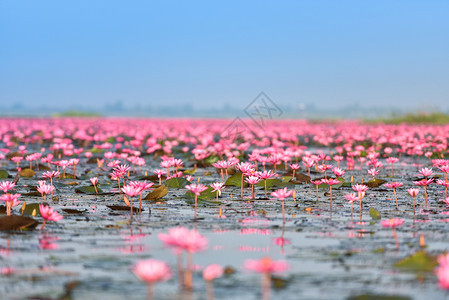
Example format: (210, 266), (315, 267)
(271, 188), (293, 201)
(121, 185), (140, 197)
(352, 184), (369, 193)
(203, 264), (224, 281)
(418, 167), (433, 178)
(437, 179), (449, 200)
(159, 227), (190, 253)
(90, 177), (98, 186)
(0, 181), (15, 193)
(407, 188), (419, 197)
(437, 254), (449, 289)
(244, 256), (289, 274)
(245, 175), (261, 185)
(384, 182), (403, 210)
(408, 188), (420, 215)
(386, 157), (399, 176)
(121, 185), (141, 220)
(132, 259), (171, 283)
(186, 183), (208, 219)
(332, 168), (345, 177)
(271, 188), (293, 225)
(159, 227), (207, 290)
(0, 193), (21, 216)
(39, 204), (63, 230)
(185, 183), (208, 196)
(310, 179), (322, 201)
(367, 168), (380, 179)
(381, 218), (404, 228)
(257, 170), (276, 198)
(37, 184), (55, 202)
(210, 182), (224, 200)
(414, 178), (434, 207)
(345, 193), (358, 218)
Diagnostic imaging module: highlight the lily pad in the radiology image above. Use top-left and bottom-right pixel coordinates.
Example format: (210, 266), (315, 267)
(394, 251), (438, 273)
(366, 178), (387, 188)
(184, 168), (197, 175)
(0, 169), (9, 179)
(165, 177), (190, 188)
(19, 168), (35, 178)
(20, 203), (45, 217)
(62, 208), (87, 214)
(295, 173), (311, 183)
(0, 216), (38, 230)
(107, 205), (142, 213)
(75, 186), (104, 194)
(225, 173), (248, 187)
(256, 179), (293, 188)
(144, 185), (168, 200)
(369, 207), (381, 220)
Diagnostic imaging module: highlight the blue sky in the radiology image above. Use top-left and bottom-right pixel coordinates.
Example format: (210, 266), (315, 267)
(1, 0), (448, 111)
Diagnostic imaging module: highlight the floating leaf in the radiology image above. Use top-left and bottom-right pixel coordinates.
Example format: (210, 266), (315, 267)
(295, 173), (311, 183)
(223, 266), (236, 275)
(225, 173), (247, 187)
(75, 186), (103, 194)
(165, 177), (190, 188)
(64, 181), (80, 186)
(20, 203), (48, 217)
(203, 155), (219, 165)
(137, 174), (162, 182)
(144, 185), (168, 200)
(61, 208), (86, 214)
(184, 168), (197, 175)
(107, 205), (141, 213)
(185, 186), (216, 200)
(394, 251), (438, 273)
(19, 168), (35, 178)
(0, 216), (38, 231)
(366, 179), (387, 188)
(369, 207), (381, 220)
(272, 276), (289, 289)
(256, 179), (293, 188)
(0, 169), (9, 179)
(21, 191), (42, 197)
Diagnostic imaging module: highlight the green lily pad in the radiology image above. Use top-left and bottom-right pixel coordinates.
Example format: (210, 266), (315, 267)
(394, 251), (438, 273)
(203, 155), (219, 165)
(184, 168), (197, 175)
(0, 170), (9, 179)
(256, 179), (293, 188)
(20, 202), (46, 217)
(369, 207), (381, 220)
(144, 185), (168, 200)
(225, 173), (248, 187)
(75, 186), (103, 194)
(19, 168), (35, 178)
(366, 179), (387, 188)
(165, 177), (190, 188)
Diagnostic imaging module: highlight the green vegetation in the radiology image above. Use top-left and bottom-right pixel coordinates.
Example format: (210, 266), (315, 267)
(366, 112), (449, 125)
(53, 110), (102, 117)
